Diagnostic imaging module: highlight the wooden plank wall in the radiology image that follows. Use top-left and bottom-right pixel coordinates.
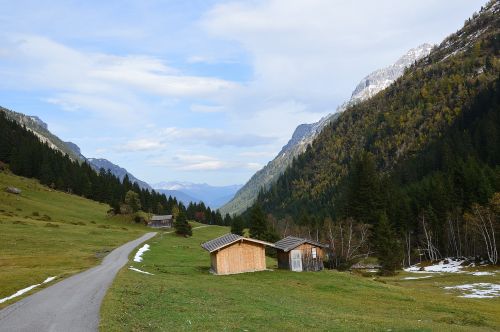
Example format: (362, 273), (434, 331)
(214, 241), (266, 275)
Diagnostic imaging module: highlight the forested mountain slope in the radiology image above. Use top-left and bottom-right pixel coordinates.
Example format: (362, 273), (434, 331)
(221, 44), (432, 216)
(0, 107), (151, 190)
(253, 1), (499, 262)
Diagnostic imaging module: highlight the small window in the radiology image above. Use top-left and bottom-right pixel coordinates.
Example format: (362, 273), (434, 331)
(311, 247), (317, 259)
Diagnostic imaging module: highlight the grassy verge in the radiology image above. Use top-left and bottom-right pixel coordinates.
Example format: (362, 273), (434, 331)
(101, 225), (500, 331)
(0, 172), (148, 308)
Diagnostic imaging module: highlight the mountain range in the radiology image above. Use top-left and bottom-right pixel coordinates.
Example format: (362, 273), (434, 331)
(220, 43), (434, 216)
(153, 181), (242, 209)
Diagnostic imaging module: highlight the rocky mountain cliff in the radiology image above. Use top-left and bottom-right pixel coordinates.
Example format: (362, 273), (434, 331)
(220, 43), (433, 216)
(0, 107), (151, 190)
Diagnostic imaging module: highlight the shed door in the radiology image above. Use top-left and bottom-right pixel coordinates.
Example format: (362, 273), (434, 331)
(290, 250), (302, 272)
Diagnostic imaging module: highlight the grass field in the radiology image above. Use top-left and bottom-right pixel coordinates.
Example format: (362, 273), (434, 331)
(101, 225), (500, 331)
(0, 171), (148, 308)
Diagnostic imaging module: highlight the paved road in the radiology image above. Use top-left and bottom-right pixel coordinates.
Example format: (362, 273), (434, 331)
(0, 232), (157, 332)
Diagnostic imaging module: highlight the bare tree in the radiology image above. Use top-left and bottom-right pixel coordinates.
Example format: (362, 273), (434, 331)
(464, 194), (499, 264)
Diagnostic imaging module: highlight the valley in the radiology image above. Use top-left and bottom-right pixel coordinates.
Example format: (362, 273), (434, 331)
(0, 1), (498, 331)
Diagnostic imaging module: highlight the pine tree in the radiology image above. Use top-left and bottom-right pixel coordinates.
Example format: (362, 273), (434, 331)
(374, 213), (403, 275)
(174, 211), (192, 237)
(231, 216), (245, 236)
(249, 204), (267, 240)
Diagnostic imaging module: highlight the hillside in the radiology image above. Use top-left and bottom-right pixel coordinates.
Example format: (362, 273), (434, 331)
(221, 44), (433, 216)
(0, 107), (151, 190)
(254, 1), (499, 260)
(0, 171), (147, 308)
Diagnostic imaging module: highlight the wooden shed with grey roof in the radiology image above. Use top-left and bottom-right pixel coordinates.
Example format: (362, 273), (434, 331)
(274, 236), (327, 272)
(201, 233), (273, 275)
(149, 215), (174, 228)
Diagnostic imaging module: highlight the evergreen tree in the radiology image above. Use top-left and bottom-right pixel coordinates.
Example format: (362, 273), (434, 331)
(231, 216), (245, 236)
(174, 211), (192, 237)
(374, 213), (403, 275)
(249, 204), (267, 240)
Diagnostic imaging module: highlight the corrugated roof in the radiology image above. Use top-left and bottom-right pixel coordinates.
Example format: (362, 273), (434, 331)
(201, 233), (274, 253)
(274, 236), (327, 252)
(151, 215), (173, 221)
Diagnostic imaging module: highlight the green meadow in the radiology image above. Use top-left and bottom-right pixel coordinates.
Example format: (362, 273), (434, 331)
(101, 225), (500, 331)
(0, 172), (148, 308)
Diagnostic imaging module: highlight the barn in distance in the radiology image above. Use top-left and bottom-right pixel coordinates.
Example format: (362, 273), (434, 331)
(274, 236), (327, 272)
(201, 233), (273, 275)
(149, 215), (174, 228)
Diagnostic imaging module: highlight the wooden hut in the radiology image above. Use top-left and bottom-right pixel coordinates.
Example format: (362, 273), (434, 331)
(201, 233), (273, 275)
(274, 236), (327, 272)
(149, 215), (174, 228)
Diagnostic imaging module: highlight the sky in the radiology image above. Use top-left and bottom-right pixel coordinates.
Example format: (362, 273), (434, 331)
(0, 0), (486, 186)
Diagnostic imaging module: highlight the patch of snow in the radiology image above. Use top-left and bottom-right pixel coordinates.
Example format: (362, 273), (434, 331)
(470, 272), (495, 276)
(366, 269), (378, 273)
(403, 276), (433, 280)
(444, 283), (500, 298)
(133, 244), (150, 262)
(129, 266), (154, 275)
(404, 258), (466, 273)
(0, 276), (57, 304)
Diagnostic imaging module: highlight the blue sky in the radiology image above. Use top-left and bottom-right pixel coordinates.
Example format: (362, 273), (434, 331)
(0, 0), (486, 186)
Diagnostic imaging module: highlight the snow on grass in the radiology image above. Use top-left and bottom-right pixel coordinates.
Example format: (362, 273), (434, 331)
(0, 276), (57, 304)
(404, 258), (466, 273)
(444, 283), (500, 298)
(403, 276), (433, 280)
(470, 271), (495, 276)
(129, 266), (154, 275)
(133, 244), (150, 262)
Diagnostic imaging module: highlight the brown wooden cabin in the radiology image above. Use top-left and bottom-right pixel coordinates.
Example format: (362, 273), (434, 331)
(149, 215), (174, 228)
(274, 236), (327, 272)
(201, 233), (273, 275)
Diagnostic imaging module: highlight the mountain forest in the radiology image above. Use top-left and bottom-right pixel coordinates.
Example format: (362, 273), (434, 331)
(245, 2), (500, 271)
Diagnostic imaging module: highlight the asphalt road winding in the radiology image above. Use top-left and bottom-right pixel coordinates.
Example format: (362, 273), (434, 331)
(0, 232), (157, 332)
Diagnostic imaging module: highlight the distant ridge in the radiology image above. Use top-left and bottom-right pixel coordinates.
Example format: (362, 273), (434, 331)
(0, 107), (152, 190)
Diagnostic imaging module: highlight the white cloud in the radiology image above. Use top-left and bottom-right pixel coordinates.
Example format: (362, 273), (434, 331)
(119, 139), (165, 152)
(0, 35), (238, 121)
(190, 104), (225, 113)
(161, 127), (276, 147)
(149, 153), (262, 172)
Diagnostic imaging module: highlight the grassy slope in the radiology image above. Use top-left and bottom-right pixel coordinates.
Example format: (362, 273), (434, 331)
(101, 226), (499, 331)
(0, 171), (148, 308)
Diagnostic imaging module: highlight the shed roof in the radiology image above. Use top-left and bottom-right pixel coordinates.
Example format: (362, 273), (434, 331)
(274, 236), (327, 252)
(201, 233), (273, 253)
(151, 215), (173, 221)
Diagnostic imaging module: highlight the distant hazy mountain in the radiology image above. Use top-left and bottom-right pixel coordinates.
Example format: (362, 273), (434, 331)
(0, 107), (151, 190)
(153, 181), (242, 209)
(220, 43), (433, 216)
(155, 189), (200, 206)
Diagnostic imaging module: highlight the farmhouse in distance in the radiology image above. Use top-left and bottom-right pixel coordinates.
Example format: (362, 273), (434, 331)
(149, 215), (174, 228)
